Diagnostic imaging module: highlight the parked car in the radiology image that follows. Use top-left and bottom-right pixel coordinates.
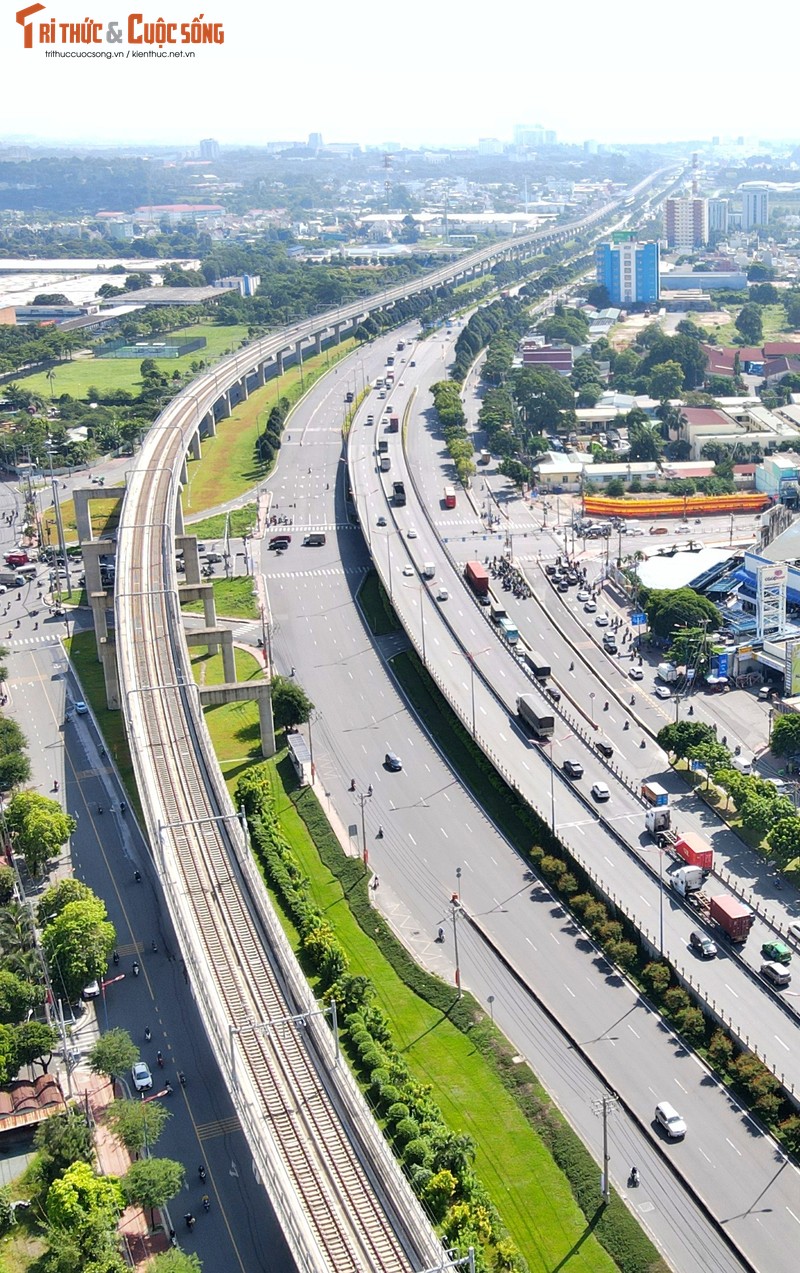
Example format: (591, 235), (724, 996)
(629, 667), (644, 680)
(583, 601), (597, 613)
(595, 614), (610, 627)
(577, 589), (591, 601)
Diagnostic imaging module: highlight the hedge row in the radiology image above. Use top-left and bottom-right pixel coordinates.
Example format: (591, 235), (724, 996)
(236, 764), (526, 1273)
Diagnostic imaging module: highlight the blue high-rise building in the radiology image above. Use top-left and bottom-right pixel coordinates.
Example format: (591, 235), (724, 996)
(595, 232), (660, 306)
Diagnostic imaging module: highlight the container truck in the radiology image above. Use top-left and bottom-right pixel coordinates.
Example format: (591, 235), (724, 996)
(644, 809), (714, 869)
(388, 415), (400, 433)
(392, 481), (406, 506)
(516, 694), (555, 738)
(708, 894), (754, 943)
(498, 616), (519, 644)
(464, 561), (489, 596)
(657, 662), (680, 684)
(478, 450), (491, 465)
(524, 651), (551, 681)
(641, 781), (669, 807)
(0, 570), (24, 589)
(4, 551), (31, 568)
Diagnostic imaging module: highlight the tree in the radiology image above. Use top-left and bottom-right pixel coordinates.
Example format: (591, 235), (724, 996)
(767, 817), (800, 869)
(45, 1161), (123, 1234)
(628, 420), (662, 462)
(511, 367), (575, 430)
(750, 282), (779, 306)
(43, 899), (115, 1002)
(687, 740), (732, 781)
(121, 1158), (185, 1229)
(14, 1020), (59, 1071)
(37, 878), (94, 928)
(5, 791), (76, 877)
(271, 676), (313, 731)
(105, 1099), (171, 1158)
(644, 588), (720, 640)
(576, 382), (602, 408)
(0, 864), (14, 905)
(735, 304), (763, 345)
(150, 1251), (203, 1272)
(88, 1028), (138, 1088)
(34, 1107), (94, 1187)
(648, 360), (684, 402)
(740, 794), (794, 837)
(586, 284), (610, 309)
(657, 719), (716, 760)
(605, 478), (625, 498)
(0, 969), (43, 1024)
(770, 714), (800, 757)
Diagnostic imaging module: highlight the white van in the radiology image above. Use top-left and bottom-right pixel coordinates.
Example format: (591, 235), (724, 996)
(732, 755), (753, 775)
(422, 562), (436, 579)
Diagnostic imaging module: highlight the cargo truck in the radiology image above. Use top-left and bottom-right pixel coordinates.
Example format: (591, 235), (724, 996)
(641, 782), (669, 806)
(707, 894), (754, 943)
(464, 561), (489, 596)
(0, 570), (24, 589)
(443, 485), (456, 508)
(516, 694), (555, 738)
(392, 481), (406, 506)
(498, 616), (519, 644)
(670, 865), (705, 896)
(657, 662), (680, 684)
(380, 455), (391, 472)
(645, 809), (714, 870)
(489, 600), (507, 623)
(4, 551), (31, 568)
(388, 415), (399, 433)
(525, 651), (551, 681)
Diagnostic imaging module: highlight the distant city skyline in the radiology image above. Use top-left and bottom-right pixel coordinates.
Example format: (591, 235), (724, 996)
(2, 0), (800, 152)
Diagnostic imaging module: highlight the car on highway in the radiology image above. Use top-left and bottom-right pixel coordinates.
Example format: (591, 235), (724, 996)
(591, 781), (610, 801)
(436, 587), (449, 601)
(74, 701), (89, 715)
(478, 595), (491, 607)
(789, 919), (800, 945)
(131, 1061), (153, 1092)
(409, 360), (416, 367)
(269, 535), (291, 549)
(761, 939), (792, 965)
(760, 961), (792, 988)
(384, 751), (403, 772)
(654, 685), (672, 699)
(595, 739), (613, 758)
(563, 760), (584, 779)
(544, 685), (561, 703)
(629, 667), (644, 680)
(407, 527), (417, 538)
(204, 552), (223, 563)
(577, 589), (591, 601)
(402, 565), (414, 577)
(689, 931), (718, 959)
(583, 600), (597, 613)
(602, 637), (618, 654)
(557, 580), (570, 593)
(366, 414), (374, 425)
(595, 614), (609, 627)
(655, 1101), (686, 1139)
(376, 516), (387, 527)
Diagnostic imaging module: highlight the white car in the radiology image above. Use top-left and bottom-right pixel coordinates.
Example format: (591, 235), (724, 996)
(577, 589), (591, 601)
(402, 564), (414, 577)
(654, 685), (672, 699)
(583, 600), (597, 613)
(436, 587), (449, 601)
(595, 614), (610, 627)
(407, 527), (417, 538)
(591, 782), (610, 802)
(629, 667), (644, 680)
(131, 1061), (153, 1092)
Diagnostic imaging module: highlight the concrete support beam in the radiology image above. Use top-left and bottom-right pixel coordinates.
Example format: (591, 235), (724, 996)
(81, 540), (115, 597)
(177, 581), (217, 628)
(180, 456), (188, 486)
(198, 679), (275, 757)
(73, 486), (126, 543)
(89, 590), (109, 644)
(176, 534), (201, 585)
(239, 374), (249, 401)
(184, 627), (235, 679)
(203, 410), (216, 438)
(174, 497), (185, 536)
(313, 331), (322, 356)
(99, 636), (120, 710)
(257, 361), (267, 387)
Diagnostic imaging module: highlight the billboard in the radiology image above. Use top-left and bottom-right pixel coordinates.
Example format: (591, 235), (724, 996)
(788, 640), (800, 698)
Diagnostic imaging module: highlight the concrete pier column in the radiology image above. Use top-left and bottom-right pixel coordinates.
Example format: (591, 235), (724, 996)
(180, 457), (188, 486)
(99, 637), (120, 710)
(258, 687), (276, 757)
(190, 431), (201, 461)
(239, 374), (249, 401)
(257, 361), (267, 387)
(313, 331), (322, 356)
(174, 497), (185, 535)
(202, 587), (216, 628)
(203, 410), (217, 438)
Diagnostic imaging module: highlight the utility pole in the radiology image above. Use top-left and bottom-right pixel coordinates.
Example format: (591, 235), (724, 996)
(591, 1093), (618, 1203)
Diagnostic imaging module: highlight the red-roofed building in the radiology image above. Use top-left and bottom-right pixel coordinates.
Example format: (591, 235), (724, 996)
(764, 341), (800, 358)
(520, 343), (574, 375)
(701, 344), (737, 377)
(764, 355), (800, 384)
(0, 1075), (65, 1136)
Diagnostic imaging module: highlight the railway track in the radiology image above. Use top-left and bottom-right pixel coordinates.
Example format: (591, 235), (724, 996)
(116, 406), (441, 1272)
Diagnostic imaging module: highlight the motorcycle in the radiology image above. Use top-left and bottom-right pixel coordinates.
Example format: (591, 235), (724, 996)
(132, 960), (140, 977)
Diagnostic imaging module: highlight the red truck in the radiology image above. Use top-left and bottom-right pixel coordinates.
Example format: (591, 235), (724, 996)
(464, 561), (489, 596)
(673, 832), (713, 872)
(388, 415), (399, 433)
(708, 894), (754, 943)
(4, 551), (30, 568)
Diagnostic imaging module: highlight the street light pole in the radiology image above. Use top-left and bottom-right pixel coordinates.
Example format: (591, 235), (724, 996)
(549, 738), (556, 834)
(451, 867), (463, 999)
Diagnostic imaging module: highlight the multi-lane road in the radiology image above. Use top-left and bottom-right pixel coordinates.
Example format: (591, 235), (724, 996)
(261, 320), (799, 1273)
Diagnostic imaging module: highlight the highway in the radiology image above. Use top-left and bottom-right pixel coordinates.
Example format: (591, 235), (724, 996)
(317, 323), (800, 1272)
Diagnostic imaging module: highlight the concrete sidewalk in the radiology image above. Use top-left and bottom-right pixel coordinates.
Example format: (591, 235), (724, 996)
(78, 1068), (172, 1266)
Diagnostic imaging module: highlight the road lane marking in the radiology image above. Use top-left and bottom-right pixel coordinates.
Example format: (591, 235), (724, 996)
(627, 1024), (639, 1038)
(775, 1035), (789, 1051)
(408, 834), (416, 845)
(725, 984), (739, 999)
(564, 985), (576, 997)
(725, 1139), (741, 1156)
(440, 828), (448, 839)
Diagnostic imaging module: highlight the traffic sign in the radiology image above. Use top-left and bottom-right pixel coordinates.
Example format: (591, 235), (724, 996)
(631, 611), (647, 627)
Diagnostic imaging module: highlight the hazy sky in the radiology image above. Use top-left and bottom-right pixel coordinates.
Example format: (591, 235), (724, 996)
(2, 0), (797, 150)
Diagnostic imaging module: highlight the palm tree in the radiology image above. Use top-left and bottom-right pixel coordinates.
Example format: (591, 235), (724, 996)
(46, 368), (56, 399)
